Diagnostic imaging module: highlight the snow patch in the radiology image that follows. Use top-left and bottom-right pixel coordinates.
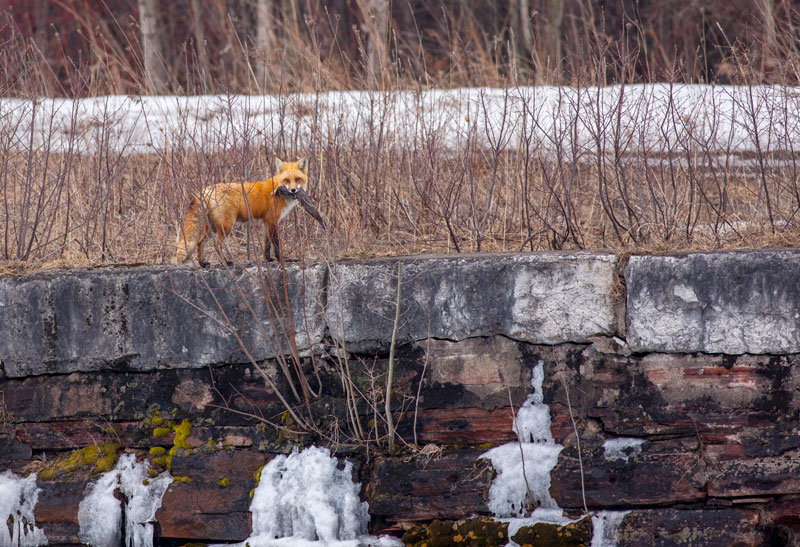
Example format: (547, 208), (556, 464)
(3, 85), (800, 157)
(590, 511), (630, 547)
(237, 446), (401, 547)
(0, 470), (48, 546)
(78, 454), (173, 547)
(603, 438), (645, 462)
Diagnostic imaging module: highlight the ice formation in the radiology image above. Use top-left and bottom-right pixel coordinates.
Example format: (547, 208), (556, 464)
(240, 446), (400, 547)
(603, 438), (645, 462)
(78, 454), (172, 547)
(481, 361), (568, 525)
(0, 470), (48, 546)
(480, 362), (633, 547)
(590, 511), (630, 547)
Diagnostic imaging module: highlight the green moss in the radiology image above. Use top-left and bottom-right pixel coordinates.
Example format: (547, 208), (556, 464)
(173, 419), (192, 449)
(148, 468), (158, 478)
(173, 475), (192, 483)
(218, 477), (230, 488)
(38, 441), (120, 481)
(150, 418), (194, 472)
(403, 517), (509, 547)
(95, 452), (118, 473)
(152, 427), (171, 438)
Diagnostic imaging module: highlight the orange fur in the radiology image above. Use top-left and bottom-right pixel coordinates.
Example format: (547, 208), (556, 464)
(175, 158), (309, 263)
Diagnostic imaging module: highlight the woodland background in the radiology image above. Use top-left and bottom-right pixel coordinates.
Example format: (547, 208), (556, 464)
(2, 0), (799, 96)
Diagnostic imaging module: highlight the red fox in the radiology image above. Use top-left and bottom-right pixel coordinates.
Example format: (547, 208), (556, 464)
(175, 157), (325, 263)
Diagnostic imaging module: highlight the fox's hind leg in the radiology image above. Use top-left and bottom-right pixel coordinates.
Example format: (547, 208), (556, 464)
(176, 198), (207, 264)
(208, 216), (235, 265)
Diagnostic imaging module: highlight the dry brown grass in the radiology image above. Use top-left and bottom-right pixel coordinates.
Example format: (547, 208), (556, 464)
(2, 139), (799, 274)
(2, 1), (800, 272)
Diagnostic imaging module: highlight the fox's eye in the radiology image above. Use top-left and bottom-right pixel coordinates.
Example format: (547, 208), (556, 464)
(295, 178), (302, 183)
(283, 179), (289, 185)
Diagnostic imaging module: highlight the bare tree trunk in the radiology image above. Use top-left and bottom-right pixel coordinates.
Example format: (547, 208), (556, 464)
(137, 0), (168, 93)
(357, 0), (389, 84)
(518, 0), (533, 59)
(255, 0), (277, 84)
(189, 0), (210, 89)
(510, 0), (533, 77)
(757, 0), (777, 75)
(280, 0), (301, 44)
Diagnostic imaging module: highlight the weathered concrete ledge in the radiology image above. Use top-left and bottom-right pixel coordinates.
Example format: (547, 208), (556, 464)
(0, 252), (619, 377)
(326, 252), (619, 351)
(0, 264), (326, 377)
(5, 249), (800, 379)
(626, 249), (800, 354)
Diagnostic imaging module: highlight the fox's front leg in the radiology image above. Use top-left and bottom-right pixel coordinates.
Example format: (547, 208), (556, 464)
(265, 221), (280, 261)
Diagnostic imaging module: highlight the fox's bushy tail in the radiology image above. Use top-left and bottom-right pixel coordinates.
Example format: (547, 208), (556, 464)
(175, 197), (203, 263)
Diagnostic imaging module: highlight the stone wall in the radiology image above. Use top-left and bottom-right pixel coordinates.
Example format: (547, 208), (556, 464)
(1, 251), (800, 545)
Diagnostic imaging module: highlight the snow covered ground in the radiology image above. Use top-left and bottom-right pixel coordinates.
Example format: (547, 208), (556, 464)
(1, 85), (800, 158)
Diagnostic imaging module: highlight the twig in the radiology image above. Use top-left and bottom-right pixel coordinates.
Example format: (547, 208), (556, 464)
(560, 370), (588, 515)
(385, 261), (402, 454)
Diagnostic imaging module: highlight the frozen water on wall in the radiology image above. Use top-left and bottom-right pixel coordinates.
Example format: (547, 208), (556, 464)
(603, 438), (645, 462)
(480, 361), (631, 547)
(78, 454), (172, 547)
(481, 361), (569, 525)
(0, 470), (48, 546)
(591, 511), (630, 547)
(238, 446), (401, 547)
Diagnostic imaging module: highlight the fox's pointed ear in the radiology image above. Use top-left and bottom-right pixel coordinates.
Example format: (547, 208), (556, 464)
(297, 157), (308, 173)
(275, 158), (285, 173)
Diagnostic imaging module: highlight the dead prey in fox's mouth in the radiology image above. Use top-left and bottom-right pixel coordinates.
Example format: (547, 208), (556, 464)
(274, 186), (327, 230)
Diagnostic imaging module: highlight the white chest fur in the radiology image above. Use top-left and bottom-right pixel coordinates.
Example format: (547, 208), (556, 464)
(280, 197), (299, 220)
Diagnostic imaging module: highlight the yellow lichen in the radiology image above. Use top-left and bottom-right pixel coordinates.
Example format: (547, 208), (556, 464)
(152, 427), (171, 438)
(172, 475), (192, 483)
(172, 419), (192, 449)
(38, 441), (120, 481)
(218, 477), (230, 488)
(150, 418), (194, 472)
(254, 464), (265, 483)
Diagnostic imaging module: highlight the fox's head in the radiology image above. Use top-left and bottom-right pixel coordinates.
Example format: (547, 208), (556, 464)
(273, 157), (308, 196)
